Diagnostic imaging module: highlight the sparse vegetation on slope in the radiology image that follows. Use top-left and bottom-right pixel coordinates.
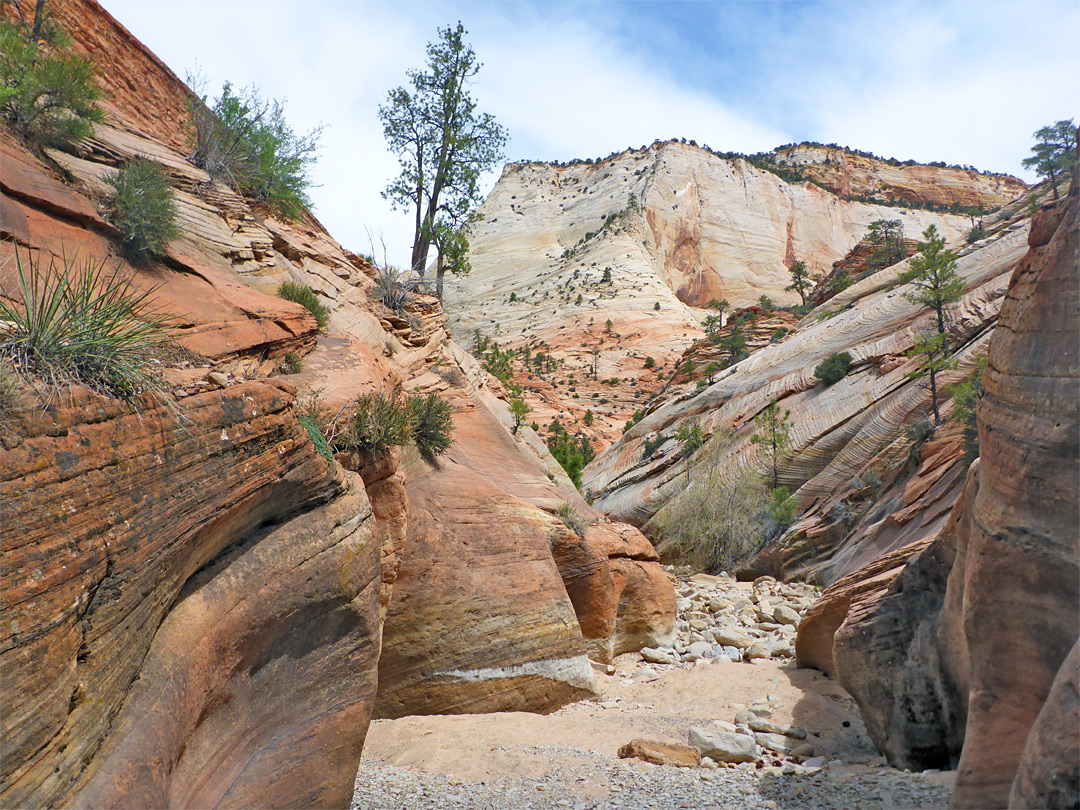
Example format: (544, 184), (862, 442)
(188, 79), (323, 219)
(107, 159), (179, 263)
(277, 281), (331, 330)
(0, 9), (103, 149)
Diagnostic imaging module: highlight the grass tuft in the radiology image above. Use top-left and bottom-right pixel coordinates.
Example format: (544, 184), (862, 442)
(0, 250), (169, 403)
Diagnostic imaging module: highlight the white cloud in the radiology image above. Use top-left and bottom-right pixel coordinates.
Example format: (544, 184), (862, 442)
(97, 0), (1079, 269)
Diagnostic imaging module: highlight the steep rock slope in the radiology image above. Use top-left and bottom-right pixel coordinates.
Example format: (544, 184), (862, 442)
(583, 194), (1030, 582)
(796, 181), (1079, 808)
(448, 140), (1013, 449)
(0, 1), (676, 805)
(0, 383), (381, 810)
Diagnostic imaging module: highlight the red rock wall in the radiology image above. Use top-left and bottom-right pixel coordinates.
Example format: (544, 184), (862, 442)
(950, 180), (1079, 810)
(794, 175), (1079, 809)
(0, 382), (382, 808)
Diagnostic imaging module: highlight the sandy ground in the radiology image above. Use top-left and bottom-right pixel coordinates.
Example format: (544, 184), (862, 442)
(361, 653), (955, 790)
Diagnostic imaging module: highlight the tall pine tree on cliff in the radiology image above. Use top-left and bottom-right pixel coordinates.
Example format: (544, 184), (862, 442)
(379, 22), (507, 298)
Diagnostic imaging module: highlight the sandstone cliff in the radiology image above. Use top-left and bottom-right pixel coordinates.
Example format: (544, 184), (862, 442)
(795, 176), (1079, 808)
(582, 188), (1032, 581)
(0, 2), (676, 806)
(774, 143), (1027, 209)
(448, 140), (1019, 453)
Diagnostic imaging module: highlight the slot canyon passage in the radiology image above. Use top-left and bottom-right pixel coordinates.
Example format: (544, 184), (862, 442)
(0, 2), (1077, 809)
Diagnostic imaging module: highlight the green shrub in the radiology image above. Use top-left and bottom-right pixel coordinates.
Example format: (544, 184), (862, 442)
(651, 451), (769, 573)
(771, 327), (788, 343)
(644, 356), (655, 369)
(0, 14), (103, 149)
(583, 408), (594, 426)
(278, 281), (330, 329)
(547, 423), (594, 488)
(406, 391), (454, 457)
(675, 420), (705, 458)
(277, 351), (302, 375)
(654, 301), (661, 311)
(768, 486), (797, 528)
(333, 392), (410, 454)
(623, 408), (645, 433)
(554, 502), (587, 538)
(188, 80), (323, 220)
(642, 433), (664, 458)
(965, 225), (986, 244)
(758, 295), (774, 312)
(947, 354), (987, 466)
(814, 351), (853, 385)
(107, 159), (179, 263)
(0, 250), (169, 402)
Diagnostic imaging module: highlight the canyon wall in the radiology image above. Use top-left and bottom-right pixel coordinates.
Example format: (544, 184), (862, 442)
(581, 188), (1031, 584)
(0, 1), (676, 805)
(796, 178), (1079, 808)
(775, 144), (1027, 209)
(448, 140), (1020, 452)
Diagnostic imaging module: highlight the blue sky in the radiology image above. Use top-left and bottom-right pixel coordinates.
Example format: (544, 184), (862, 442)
(100, 0), (1078, 268)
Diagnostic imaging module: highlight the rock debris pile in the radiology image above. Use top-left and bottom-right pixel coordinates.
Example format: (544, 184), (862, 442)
(638, 571), (818, 667)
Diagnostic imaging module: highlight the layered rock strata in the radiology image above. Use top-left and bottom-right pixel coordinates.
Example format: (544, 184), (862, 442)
(586, 201), (1028, 563)
(448, 140), (1010, 450)
(774, 144), (1026, 209)
(0, 382), (381, 809)
(794, 178), (1079, 809)
(0, 1), (678, 804)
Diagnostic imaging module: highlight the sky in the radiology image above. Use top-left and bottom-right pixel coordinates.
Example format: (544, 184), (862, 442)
(100, 0), (1078, 269)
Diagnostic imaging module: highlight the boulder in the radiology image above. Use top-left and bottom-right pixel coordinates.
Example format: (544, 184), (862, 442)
(617, 739), (701, 768)
(374, 447), (597, 717)
(687, 728), (758, 764)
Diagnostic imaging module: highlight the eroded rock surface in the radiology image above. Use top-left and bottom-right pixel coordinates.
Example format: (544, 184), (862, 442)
(0, 383), (380, 809)
(795, 180), (1079, 809)
(448, 140), (992, 452)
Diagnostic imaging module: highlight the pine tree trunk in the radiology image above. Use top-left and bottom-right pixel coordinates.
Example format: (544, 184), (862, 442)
(930, 365), (940, 425)
(31, 0), (46, 42)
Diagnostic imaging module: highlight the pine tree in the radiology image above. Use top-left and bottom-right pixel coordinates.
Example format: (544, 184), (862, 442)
(751, 399), (793, 489)
(1022, 120), (1077, 200)
(899, 225), (965, 423)
(786, 260), (812, 306)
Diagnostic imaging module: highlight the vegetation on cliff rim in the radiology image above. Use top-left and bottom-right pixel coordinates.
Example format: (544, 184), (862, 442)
(329, 390), (455, 459)
(188, 78), (323, 220)
(1022, 119), (1077, 200)
(0, 250), (170, 403)
(277, 281), (330, 330)
(380, 21), (506, 297)
(0, 6), (103, 150)
(106, 159), (179, 263)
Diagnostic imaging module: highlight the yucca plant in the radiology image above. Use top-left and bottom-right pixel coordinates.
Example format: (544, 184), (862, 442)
(0, 250), (169, 402)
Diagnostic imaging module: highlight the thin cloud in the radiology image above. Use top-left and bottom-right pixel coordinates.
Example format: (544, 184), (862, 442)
(99, 0), (1078, 269)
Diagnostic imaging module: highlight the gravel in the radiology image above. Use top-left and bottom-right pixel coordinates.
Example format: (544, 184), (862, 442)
(352, 750), (952, 809)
